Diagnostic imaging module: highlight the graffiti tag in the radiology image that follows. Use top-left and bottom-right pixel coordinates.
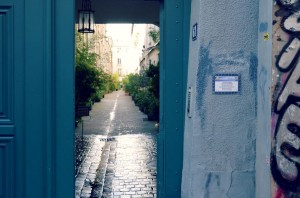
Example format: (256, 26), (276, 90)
(271, 0), (300, 194)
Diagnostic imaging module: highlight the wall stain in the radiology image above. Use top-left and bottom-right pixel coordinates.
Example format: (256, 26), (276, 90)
(214, 50), (246, 68)
(258, 66), (267, 110)
(249, 53), (258, 116)
(196, 42), (213, 129)
(259, 22), (268, 32)
(204, 173), (221, 198)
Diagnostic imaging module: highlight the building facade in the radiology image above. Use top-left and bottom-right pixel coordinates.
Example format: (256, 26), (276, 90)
(182, 0), (258, 197)
(92, 24), (113, 74)
(111, 39), (130, 78)
(181, 0), (293, 198)
(140, 24), (160, 72)
(108, 24), (146, 78)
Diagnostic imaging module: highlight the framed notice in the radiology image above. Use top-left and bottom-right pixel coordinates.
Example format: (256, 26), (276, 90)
(213, 74), (240, 94)
(192, 23), (198, 41)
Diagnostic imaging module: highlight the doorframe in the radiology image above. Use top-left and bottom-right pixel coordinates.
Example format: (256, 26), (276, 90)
(53, 0), (191, 197)
(158, 0), (191, 197)
(54, 1), (75, 197)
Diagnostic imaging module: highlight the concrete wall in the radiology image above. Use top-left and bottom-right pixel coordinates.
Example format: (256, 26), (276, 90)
(181, 0), (259, 197)
(256, 0), (272, 197)
(271, 1), (300, 197)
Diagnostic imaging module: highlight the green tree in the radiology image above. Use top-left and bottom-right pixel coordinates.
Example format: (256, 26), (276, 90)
(148, 27), (160, 43)
(123, 74), (143, 96)
(112, 73), (120, 90)
(75, 29), (118, 108)
(146, 63), (159, 98)
(75, 64), (101, 106)
(122, 63), (160, 121)
(75, 32), (98, 66)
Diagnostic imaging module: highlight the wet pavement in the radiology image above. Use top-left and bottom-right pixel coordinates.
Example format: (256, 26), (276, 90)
(75, 90), (158, 198)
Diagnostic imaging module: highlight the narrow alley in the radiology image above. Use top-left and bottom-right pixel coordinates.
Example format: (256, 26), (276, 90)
(75, 90), (158, 198)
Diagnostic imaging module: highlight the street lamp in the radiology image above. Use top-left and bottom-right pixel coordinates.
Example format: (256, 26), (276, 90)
(78, 0), (95, 33)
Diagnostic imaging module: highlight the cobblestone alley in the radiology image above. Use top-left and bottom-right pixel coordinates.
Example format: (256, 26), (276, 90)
(75, 90), (158, 198)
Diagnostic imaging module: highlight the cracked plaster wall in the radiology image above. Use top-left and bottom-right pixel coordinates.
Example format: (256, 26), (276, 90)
(181, 0), (259, 197)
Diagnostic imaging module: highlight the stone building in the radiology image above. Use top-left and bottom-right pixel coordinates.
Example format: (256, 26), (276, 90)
(108, 24), (146, 78)
(140, 24), (160, 72)
(92, 24), (113, 74)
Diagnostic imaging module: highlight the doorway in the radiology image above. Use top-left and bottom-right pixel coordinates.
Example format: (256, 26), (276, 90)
(74, 0), (190, 195)
(74, 23), (160, 198)
(73, 0), (191, 197)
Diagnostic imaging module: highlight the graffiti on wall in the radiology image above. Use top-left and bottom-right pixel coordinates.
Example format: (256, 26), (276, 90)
(272, 0), (300, 197)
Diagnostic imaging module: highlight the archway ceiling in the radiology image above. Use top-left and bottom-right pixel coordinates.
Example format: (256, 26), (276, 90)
(75, 0), (160, 25)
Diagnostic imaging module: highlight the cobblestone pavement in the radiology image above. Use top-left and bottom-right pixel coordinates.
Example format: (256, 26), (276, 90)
(75, 90), (158, 198)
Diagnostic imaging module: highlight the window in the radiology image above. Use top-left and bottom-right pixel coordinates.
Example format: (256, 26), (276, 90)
(117, 58), (121, 65)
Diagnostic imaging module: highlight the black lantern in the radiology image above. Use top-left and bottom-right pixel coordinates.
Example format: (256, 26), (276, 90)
(78, 0), (95, 33)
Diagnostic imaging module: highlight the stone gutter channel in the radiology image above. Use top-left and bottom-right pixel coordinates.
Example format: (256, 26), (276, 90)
(90, 138), (116, 198)
(75, 135), (115, 198)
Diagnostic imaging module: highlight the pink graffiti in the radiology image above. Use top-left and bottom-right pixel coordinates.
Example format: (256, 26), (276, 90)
(275, 188), (283, 198)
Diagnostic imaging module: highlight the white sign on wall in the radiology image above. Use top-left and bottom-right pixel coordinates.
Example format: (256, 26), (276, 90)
(213, 74), (240, 94)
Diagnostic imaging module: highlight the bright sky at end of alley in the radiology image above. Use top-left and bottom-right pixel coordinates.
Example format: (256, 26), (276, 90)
(106, 24), (147, 75)
(106, 24), (132, 41)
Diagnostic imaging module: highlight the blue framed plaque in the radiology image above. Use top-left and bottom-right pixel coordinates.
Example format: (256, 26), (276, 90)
(213, 74), (240, 94)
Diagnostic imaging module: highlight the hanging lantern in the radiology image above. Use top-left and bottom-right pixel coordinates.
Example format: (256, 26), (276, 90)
(78, 0), (95, 33)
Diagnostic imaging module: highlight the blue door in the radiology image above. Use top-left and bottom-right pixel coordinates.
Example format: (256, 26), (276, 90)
(0, 1), (23, 197)
(0, 0), (74, 197)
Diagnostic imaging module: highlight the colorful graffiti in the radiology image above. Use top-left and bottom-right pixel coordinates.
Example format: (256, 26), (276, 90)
(272, 0), (300, 197)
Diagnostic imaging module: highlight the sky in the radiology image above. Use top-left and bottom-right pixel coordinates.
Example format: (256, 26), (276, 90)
(106, 24), (132, 40)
